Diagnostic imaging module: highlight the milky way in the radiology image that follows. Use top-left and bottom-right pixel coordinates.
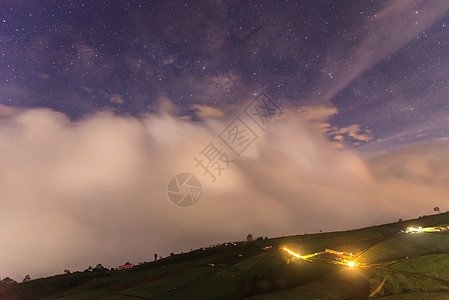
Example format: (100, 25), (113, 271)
(1, 0), (448, 150)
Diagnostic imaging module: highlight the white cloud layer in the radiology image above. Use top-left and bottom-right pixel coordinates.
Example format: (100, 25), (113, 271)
(1, 107), (448, 280)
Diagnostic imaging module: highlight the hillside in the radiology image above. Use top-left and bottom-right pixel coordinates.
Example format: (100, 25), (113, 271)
(2, 213), (449, 300)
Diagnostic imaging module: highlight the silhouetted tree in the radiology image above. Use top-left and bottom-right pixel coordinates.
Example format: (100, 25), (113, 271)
(22, 275), (31, 282)
(1, 277), (17, 285)
(154, 254), (158, 261)
(434, 207), (440, 213)
(247, 234), (253, 242)
(64, 269), (70, 274)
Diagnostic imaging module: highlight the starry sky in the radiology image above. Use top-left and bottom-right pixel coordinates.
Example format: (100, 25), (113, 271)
(1, 0), (448, 152)
(2, 0), (449, 281)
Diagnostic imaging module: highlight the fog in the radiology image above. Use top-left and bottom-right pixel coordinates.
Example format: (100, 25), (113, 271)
(1, 105), (448, 280)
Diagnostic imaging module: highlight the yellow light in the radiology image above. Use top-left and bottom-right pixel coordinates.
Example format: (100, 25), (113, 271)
(407, 226), (424, 233)
(283, 247), (304, 259)
(347, 261), (356, 267)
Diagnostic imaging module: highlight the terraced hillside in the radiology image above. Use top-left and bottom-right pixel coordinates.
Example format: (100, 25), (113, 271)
(2, 212), (449, 300)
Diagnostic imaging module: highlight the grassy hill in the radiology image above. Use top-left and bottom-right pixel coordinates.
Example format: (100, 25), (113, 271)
(2, 212), (449, 300)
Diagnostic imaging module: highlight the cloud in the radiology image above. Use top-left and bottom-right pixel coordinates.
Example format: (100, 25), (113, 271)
(82, 86), (93, 94)
(0, 107), (448, 281)
(0, 104), (17, 117)
(191, 104), (225, 119)
(299, 105), (338, 121)
(37, 73), (50, 80)
(298, 105), (373, 145)
(298, 104), (338, 135)
(332, 124), (374, 142)
(334, 135), (344, 141)
(311, 0), (449, 104)
(109, 94), (124, 105)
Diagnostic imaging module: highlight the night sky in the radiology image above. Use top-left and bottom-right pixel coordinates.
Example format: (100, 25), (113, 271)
(2, 0), (448, 151)
(2, 0), (449, 280)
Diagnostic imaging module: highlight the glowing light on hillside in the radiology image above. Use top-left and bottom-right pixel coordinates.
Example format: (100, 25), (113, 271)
(283, 247), (305, 259)
(406, 226), (423, 233)
(283, 247), (363, 267)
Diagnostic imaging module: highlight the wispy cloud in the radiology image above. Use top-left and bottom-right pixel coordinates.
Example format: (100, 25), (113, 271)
(298, 105), (373, 146)
(310, 0), (449, 104)
(109, 94), (125, 105)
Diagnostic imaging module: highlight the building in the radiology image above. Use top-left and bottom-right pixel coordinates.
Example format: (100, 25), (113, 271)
(117, 264), (133, 271)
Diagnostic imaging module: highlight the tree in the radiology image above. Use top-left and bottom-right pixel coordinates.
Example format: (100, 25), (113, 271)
(1, 277), (17, 285)
(434, 207), (440, 213)
(22, 275), (31, 282)
(154, 254), (158, 261)
(247, 234), (253, 242)
(95, 264), (105, 270)
(64, 269), (71, 274)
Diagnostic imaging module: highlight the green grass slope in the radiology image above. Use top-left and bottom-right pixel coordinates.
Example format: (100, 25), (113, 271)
(2, 212), (449, 300)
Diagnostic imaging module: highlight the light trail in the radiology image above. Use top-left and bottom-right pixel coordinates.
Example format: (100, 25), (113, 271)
(282, 247), (306, 259)
(283, 247), (362, 268)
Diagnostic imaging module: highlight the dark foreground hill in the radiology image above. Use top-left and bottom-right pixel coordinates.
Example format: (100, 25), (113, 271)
(2, 212), (449, 300)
